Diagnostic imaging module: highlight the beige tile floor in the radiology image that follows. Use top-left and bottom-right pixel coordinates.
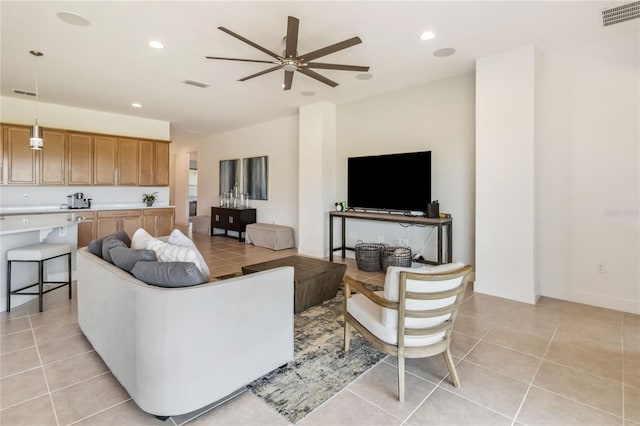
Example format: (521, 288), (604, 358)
(1, 229), (638, 425)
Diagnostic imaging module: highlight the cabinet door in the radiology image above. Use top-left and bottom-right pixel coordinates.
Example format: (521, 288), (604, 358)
(122, 215), (142, 238)
(142, 214), (157, 236)
(68, 133), (93, 185)
(154, 142), (170, 186)
(0, 125), (4, 184)
(5, 125), (37, 184)
(117, 138), (139, 185)
(96, 217), (119, 238)
(76, 212), (96, 247)
(40, 129), (66, 185)
(94, 136), (117, 185)
(138, 140), (154, 185)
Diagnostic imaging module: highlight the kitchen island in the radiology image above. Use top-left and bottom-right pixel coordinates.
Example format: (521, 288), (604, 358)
(0, 213), (82, 312)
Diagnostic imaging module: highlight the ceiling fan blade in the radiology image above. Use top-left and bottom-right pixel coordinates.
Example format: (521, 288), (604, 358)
(306, 62), (370, 72)
(206, 56), (279, 64)
(297, 68), (338, 87)
(285, 16), (299, 58)
(299, 36), (362, 62)
(218, 27), (281, 60)
(284, 70), (294, 90)
(238, 65), (282, 82)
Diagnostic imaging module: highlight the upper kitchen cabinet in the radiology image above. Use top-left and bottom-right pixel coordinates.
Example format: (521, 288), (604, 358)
(68, 132), (94, 185)
(139, 140), (170, 186)
(39, 129), (66, 185)
(94, 135), (117, 185)
(117, 138), (139, 185)
(4, 125), (37, 184)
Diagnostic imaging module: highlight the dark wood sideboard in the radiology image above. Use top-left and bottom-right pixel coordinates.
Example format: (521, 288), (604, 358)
(210, 207), (257, 242)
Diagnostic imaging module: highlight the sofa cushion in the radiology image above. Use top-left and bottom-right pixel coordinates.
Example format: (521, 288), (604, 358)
(110, 246), (157, 272)
(131, 228), (154, 250)
(88, 230), (131, 258)
(168, 229), (210, 278)
(102, 237), (128, 264)
(131, 261), (207, 287)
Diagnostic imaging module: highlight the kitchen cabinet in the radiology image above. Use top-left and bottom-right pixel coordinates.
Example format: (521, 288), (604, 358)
(4, 125), (37, 184)
(139, 140), (170, 186)
(117, 138), (139, 185)
(210, 207), (256, 242)
(39, 129), (66, 185)
(96, 209), (142, 239)
(75, 211), (96, 247)
(143, 208), (175, 237)
(68, 132), (93, 185)
(94, 135), (117, 185)
(0, 126), (3, 184)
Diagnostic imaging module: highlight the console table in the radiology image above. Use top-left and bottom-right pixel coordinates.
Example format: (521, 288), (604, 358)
(210, 207), (256, 242)
(329, 211), (453, 265)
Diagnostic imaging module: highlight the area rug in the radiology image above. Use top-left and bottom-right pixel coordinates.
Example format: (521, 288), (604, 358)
(247, 288), (386, 424)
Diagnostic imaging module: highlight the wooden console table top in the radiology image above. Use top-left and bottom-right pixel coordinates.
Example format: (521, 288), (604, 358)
(329, 210), (451, 225)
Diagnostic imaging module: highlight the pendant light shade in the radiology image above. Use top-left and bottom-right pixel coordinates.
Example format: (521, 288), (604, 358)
(30, 122), (43, 150)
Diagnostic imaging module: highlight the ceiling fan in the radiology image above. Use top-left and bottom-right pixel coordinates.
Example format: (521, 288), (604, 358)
(206, 16), (369, 90)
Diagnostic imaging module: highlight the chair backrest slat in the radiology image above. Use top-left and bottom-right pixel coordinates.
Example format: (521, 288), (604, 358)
(404, 320), (451, 336)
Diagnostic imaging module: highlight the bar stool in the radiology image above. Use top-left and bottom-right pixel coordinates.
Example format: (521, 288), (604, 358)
(6, 243), (72, 312)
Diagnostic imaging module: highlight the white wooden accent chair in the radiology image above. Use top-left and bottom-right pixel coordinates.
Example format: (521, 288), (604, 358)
(343, 263), (472, 401)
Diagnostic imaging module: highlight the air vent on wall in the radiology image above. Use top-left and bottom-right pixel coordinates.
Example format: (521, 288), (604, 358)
(183, 78), (210, 88)
(602, 1), (640, 26)
(13, 89), (37, 96)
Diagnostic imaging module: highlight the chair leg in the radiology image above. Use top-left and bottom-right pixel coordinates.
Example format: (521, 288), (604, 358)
(344, 320), (352, 351)
(443, 347), (460, 388)
(67, 253), (72, 300)
(6, 260), (12, 312)
(38, 260), (44, 313)
(397, 356), (405, 402)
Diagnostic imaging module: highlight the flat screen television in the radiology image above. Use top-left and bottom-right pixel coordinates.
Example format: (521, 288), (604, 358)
(347, 151), (431, 213)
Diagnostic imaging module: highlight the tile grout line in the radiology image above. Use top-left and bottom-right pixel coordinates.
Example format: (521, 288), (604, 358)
(66, 398), (133, 425)
(26, 310), (61, 426)
(510, 327), (558, 426)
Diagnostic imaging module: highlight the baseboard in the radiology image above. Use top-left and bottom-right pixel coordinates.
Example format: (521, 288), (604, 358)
(542, 286), (640, 314)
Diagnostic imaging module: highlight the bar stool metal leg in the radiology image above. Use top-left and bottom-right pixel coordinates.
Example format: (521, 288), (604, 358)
(68, 253), (72, 300)
(39, 259), (44, 313)
(6, 259), (11, 312)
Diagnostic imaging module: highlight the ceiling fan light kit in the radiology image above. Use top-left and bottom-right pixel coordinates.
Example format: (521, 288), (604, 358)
(207, 16), (369, 90)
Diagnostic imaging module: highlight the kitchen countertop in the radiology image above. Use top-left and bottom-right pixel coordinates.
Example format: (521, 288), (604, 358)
(0, 212), (84, 235)
(0, 204), (175, 215)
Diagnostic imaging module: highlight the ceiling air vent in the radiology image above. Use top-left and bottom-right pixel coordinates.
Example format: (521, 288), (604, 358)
(13, 89), (37, 96)
(602, 1), (640, 26)
(183, 79), (210, 88)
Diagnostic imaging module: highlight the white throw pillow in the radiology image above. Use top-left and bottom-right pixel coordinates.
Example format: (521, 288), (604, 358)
(167, 229), (211, 279)
(146, 238), (197, 264)
(131, 228), (154, 250)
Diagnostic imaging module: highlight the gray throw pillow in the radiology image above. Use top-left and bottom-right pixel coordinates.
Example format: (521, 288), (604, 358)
(110, 246), (157, 272)
(131, 261), (207, 288)
(102, 237), (127, 264)
(88, 231), (131, 258)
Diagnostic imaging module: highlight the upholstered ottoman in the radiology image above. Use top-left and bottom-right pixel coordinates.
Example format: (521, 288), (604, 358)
(192, 216), (210, 235)
(245, 223), (295, 250)
(242, 255), (346, 313)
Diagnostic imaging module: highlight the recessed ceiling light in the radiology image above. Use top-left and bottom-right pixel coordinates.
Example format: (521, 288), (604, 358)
(433, 48), (456, 57)
(132, 102), (142, 108)
(57, 11), (90, 26)
(301, 91), (315, 97)
(420, 31), (436, 41)
(148, 40), (164, 49)
(356, 73), (373, 81)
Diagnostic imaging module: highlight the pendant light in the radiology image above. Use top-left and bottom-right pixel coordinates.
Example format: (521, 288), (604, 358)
(29, 50), (44, 150)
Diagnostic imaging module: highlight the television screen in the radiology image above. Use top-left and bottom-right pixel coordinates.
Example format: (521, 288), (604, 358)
(347, 151), (431, 212)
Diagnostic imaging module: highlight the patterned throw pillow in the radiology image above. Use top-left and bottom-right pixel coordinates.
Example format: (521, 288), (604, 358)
(167, 229), (211, 279)
(145, 238), (197, 263)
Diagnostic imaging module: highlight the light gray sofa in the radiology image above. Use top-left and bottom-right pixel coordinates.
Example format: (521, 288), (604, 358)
(76, 247), (294, 417)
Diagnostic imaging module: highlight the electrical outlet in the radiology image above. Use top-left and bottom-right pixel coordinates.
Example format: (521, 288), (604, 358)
(23, 193), (30, 200)
(597, 263), (606, 273)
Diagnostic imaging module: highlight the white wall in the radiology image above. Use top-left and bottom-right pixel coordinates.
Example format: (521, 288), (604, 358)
(0, 96), (171, 210)
(536, 31), (639, 313)
(172, 116), (299, 238)
(335, 73), (476, 266)
(475, 46), (538, 304)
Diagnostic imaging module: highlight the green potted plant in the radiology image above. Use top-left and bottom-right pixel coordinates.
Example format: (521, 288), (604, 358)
(142, 192), (158, 207)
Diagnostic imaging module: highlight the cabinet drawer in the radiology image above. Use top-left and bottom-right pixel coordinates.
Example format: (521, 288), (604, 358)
(143, 208), (173, 216)
(98, 209), (142, 218)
